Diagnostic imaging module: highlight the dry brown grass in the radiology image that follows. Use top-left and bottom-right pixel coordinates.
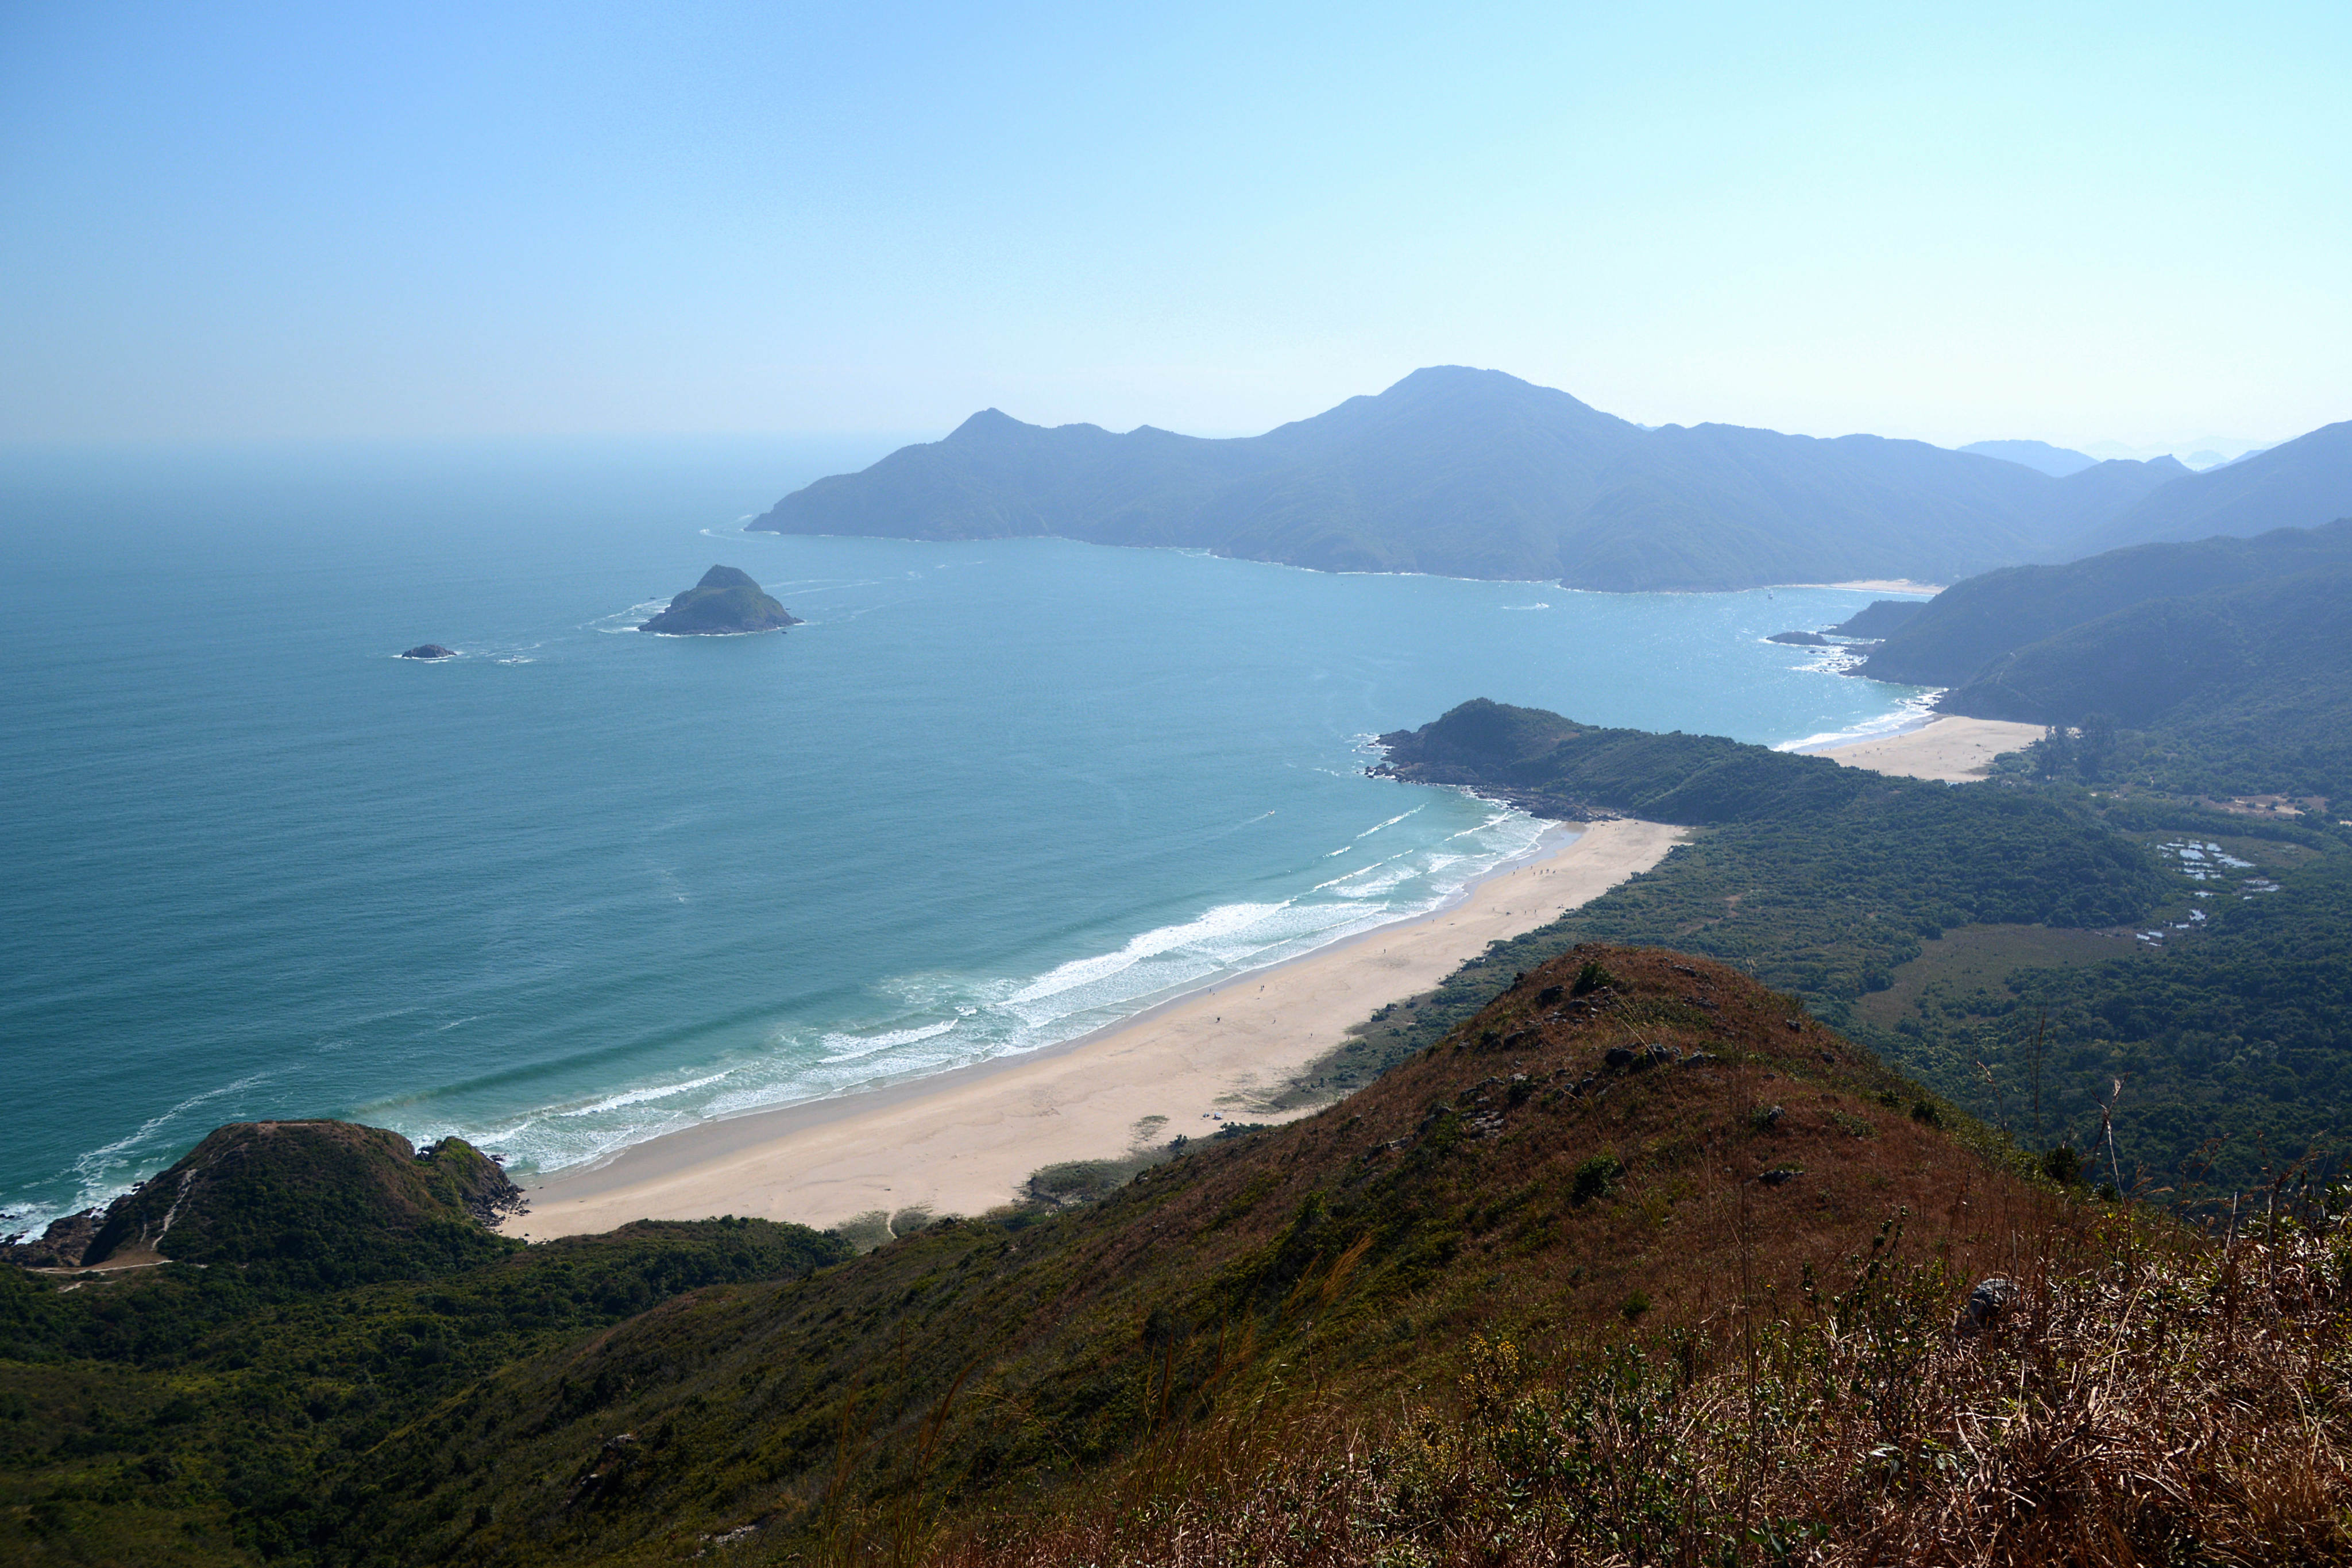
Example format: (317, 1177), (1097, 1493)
(933, 1204), (2351, 1567)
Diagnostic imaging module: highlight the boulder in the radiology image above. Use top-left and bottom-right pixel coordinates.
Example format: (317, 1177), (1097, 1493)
(1961, 1276), (2018, 1334)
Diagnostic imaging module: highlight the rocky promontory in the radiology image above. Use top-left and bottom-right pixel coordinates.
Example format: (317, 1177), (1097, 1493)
(2, 1121), (520, 1280)
(640, 566), (803, 635)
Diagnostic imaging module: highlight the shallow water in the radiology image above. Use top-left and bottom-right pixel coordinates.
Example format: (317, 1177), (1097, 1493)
(0, 438), (1926, 1228)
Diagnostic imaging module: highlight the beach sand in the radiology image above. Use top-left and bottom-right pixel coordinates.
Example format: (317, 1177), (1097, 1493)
(503, 817), (1684, 1237)
(1814, 715), (2046, 782)
(1819, 578), (1944, 594)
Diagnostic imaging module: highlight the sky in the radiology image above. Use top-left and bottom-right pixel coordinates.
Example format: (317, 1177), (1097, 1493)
(2, 2), (2346, 453)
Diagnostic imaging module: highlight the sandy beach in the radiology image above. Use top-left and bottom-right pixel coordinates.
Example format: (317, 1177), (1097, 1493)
(1805, 578), (1945, 594)
(1812, 715), (2046, 782)
(503, 816), (1683, 1237)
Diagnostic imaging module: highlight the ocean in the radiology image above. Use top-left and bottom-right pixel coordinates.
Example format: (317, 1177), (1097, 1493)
(0, 438), (1929, 1231)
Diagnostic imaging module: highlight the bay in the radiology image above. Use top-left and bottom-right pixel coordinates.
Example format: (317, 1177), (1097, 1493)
(0, 438), (1927, 1229)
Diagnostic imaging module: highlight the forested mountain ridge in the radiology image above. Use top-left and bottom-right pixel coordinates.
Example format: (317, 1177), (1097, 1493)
(1947, 562), (2352, 728)
(2079, 418), (2352, 552)
(1945, 563), (2352, 804)
(751, 367), (2189, 592)
(1859, 518), (2352, 689)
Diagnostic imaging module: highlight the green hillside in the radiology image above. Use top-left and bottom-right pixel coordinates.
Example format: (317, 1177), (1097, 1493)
(750, 367), (2188, 592)
(1945, 563), (2352, 802)
(78, 1121), (521, 1289)
(1859, 518), (2352, 688)
(6, 952), (2344, 1565)
(1825, 597), (1925, 638)
(1370, 700), (2350, 1191)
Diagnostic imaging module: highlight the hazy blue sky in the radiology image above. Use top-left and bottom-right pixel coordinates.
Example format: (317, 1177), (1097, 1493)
(3, 2), (2346, 450)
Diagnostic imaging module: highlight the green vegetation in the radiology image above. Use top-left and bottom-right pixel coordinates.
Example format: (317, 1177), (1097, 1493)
(751, 366), (2189, 592)
(1368, 699), (2350, 1191)
(9, 951), (2343, 1564)
(941, 1207), (2349, 1567)
(0, 949), (2164, 1561)
(1861, 517), (2352, 689)
(2, 1214), (846, 1562)
(1958, 564), (2352, 802)
(68, 1121), (520, 1292)
(639, 565), (800, 635)
(1866, 829), (2352, 1195)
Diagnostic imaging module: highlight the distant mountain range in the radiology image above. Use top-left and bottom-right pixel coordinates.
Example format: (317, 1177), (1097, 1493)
(1959, 439), (2099, 477)
(755, 368), (2247, 592)
(2072, 419), (2352, 554)
(751, 369), (2349, 593)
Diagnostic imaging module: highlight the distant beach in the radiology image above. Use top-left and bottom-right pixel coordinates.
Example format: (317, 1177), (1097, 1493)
(1806, 715), (2046, 782)
(502, 817), (1685, 1236)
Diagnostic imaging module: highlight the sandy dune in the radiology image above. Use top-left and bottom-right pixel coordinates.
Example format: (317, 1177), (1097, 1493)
(504, 817), (1683, 1237)
(1815, 716), (2045, 782)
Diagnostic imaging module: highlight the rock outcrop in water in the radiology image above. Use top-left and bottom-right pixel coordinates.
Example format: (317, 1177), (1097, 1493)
(640, 566), (802, 635)
(399, 644), (456, 660)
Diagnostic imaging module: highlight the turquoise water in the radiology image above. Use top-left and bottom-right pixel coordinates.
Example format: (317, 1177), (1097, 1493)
(0, 439), (1927, 1230)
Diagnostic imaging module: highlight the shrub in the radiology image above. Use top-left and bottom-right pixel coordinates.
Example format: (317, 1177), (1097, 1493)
(1570, 1153), (1625, 1204)
(1570, 961), (1617, 997)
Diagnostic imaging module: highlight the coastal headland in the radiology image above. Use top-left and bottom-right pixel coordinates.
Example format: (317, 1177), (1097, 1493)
(503, 816), (1685, 1237)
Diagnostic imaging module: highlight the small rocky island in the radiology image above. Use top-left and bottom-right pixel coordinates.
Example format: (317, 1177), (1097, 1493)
(1766, 630), (1832, 646)
(399, 643), (456, 660)
(640, 566), (804, 635)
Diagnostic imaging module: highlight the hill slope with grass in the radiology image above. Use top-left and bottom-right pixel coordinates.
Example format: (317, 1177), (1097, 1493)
(7, 951), (2345, 1565)
(750, 367), (2185, 592)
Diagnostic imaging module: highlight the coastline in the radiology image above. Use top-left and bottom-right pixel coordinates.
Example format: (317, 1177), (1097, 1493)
(501, 816), (1685, 1237)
